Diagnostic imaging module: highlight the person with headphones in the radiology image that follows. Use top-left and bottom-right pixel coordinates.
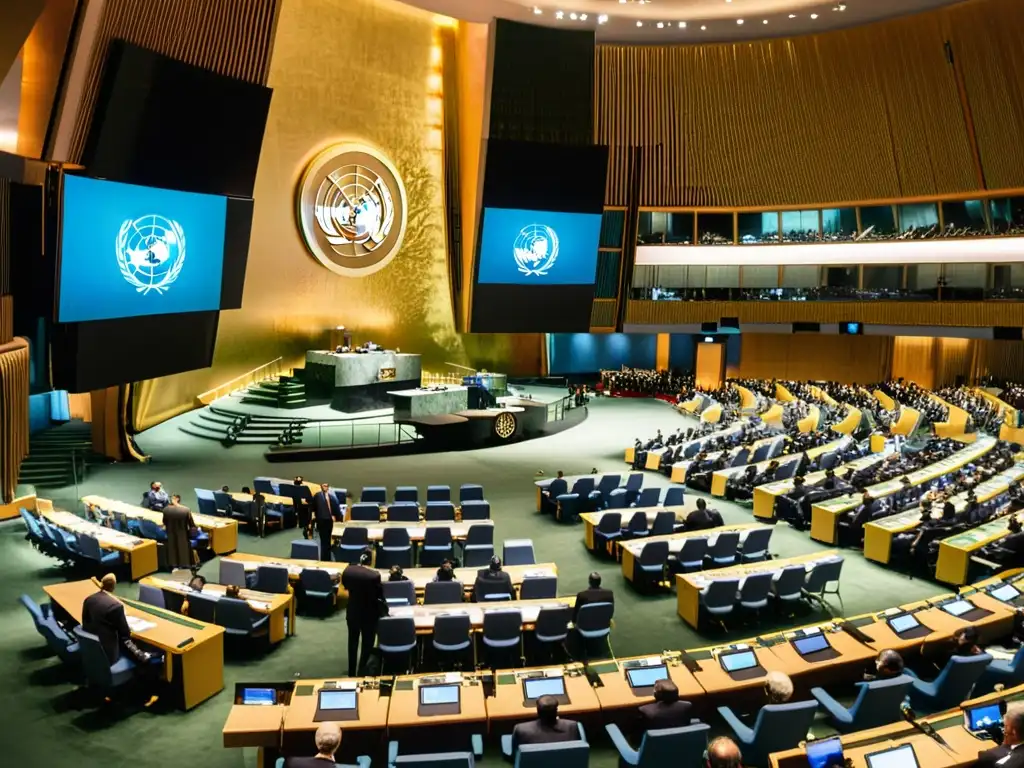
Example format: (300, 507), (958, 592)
(704, 736), (742, 767)
(473, 556), (513, 602)
(341, 548), (384, 677)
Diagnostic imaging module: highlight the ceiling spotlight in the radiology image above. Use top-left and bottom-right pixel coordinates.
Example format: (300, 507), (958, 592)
(736, 18), (744, 24)
(598, 14), (608, 23)
(763, 19), (768, 24)
(555, 10), (563, 19)
(636, 20), (643, 26)
(839, 2), (847, 8)
(810, 13), (819, 19)
(569, 12), (577, 19)
(532, 5), (542, 13)
(580, 13), (587, 20)
(657, 21), (664, 28)
(619, 0), (626, 4)
(678, 21), (686, 28)
(789, 13), (797, 18)
(700, 24), (706, 30)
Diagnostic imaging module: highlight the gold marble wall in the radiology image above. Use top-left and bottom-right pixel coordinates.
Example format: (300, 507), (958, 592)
(133, 0), (539, 430)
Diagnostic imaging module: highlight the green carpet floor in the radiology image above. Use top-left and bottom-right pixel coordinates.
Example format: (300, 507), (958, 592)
(0, 396), (949, 768)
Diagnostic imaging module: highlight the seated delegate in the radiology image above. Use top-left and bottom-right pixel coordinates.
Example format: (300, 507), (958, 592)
(573, 572), (613, 622)
(864, 648), (904, 681)
(473, 556), (514, 601)
(684, 498), (724, 531)
(511, 695), (579, 748)
(638, 679), (693, 731)
(286, 722), (343, 768)
(976, 701), (1024, 768)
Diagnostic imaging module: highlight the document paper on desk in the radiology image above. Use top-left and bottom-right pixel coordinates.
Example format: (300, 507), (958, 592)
(126, 616), (157, 632)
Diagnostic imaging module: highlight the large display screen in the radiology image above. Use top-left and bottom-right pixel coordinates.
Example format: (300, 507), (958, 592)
(478, 208), (602, 285)
(58, 175), (228, 323)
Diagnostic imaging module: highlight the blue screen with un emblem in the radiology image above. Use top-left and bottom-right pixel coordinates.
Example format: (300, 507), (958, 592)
(477, 207), (602, 285)
(58, 175), (228, 323)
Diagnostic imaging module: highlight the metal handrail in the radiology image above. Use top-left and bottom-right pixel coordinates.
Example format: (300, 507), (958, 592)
(195, 357), (285, 406)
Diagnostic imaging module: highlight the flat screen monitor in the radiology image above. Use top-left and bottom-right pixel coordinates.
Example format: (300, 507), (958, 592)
(419, 684), (460, 706)
(792, 633), (830, 656)
(990, 583), (1021, 603)
(522, 677), (566, 700)
(965, 703), (1003, 732)
(719, 650), (758, 673)
(942, 599), (974, 617)
(887, 613), (920, 634)
(318, 690), (357, 711)
(806, 736), (845, 768)
(625, 665), (669, 688)
(864, 744), (920, 768)
(58, 174), (228, 323)
(241, 687), (276, 706)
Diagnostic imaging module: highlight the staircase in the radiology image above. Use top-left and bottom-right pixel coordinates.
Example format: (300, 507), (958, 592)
(239, 374), (307, 409)
(18, 420), (103, 489)
(179, 406), (309, 445)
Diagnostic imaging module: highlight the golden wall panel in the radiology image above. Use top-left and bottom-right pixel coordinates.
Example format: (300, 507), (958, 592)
(133, 0), (537, 430)
(626, 300), (1024, 328)
(0, 338), (30, 501)
(590, 299), (616, 329)
(736, 334), (892, 385)
(596, 7), (975, 206)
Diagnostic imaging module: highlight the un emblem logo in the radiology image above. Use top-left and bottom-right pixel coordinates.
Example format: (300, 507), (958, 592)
(297, 143), (408, 277)
(513, 224), (559, 277)
(115, 214), (186, 295)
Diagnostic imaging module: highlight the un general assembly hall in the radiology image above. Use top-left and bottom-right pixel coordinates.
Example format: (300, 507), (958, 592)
(10, 1), (1024, 767)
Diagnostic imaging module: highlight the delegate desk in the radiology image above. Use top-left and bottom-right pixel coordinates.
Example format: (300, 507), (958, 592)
(222, 552), (557, 600)
(279, 677), (391, 754)
(618, 524), (767, 584)
(39, 508), (159, 580)
(580, 503), (697, 552)
(670, 434), (776, 484)
(486, 664), (601, 733)
(232, 491), (294, 508)
(386, 671), (488, 747)
(82, 494), (239, 555)
(675, 552), (835, 630)
(675, 551), (842, 629)
(139, 575), (296, 644)
(388, 597), (575, 635)
(752, 623), (877, 690)
(331, 518), (494, 544)
(590, 653), (704, 714)
(709, 437), (848, 498)
(752, 451), (887, 520)
(44, 579), (224, 710)
(863, 462), (1024, 565)
(935, 511), (1024, 586)
(809, 436), (997, 545)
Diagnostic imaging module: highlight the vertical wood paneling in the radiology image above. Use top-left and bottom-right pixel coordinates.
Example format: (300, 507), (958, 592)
(67, 0), (278, 164)
(0, 338), (30, 502)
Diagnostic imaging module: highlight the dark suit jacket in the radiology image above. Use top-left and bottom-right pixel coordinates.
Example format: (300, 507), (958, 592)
(977, 744), (1024, 768)
(512, 718), (580, 748)
(638, 700), (694, 731)
(341, 564), (382, 626)
(162, 503), (195, 568)
(474, 568), (514, 601)
(284, 757), (336, 768)
(573, 586), (614, 621)
(683, 509), (717, 532)
(312, 491), (341, 522)
(82, 589), (131, 663)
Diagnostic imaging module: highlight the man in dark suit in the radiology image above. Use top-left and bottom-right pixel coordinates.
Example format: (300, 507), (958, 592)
(162, 494), (196, 569)
(638, 679), (693, 731)
(511, 695), (579, 751)
(982, 516), (1024, 567)
(474, 556), (514, 601)
(573, 572), (613, 622)
(286, 722), (342, 768)
(543, 473), (568, 515)
(341, 550), (383, 677)
(684, 498), (723, 532)
(82, 573), (153, 665)
(293, 475), (312, 539)
(977, 701), (1024, 768)
(312, 482), (341, 561)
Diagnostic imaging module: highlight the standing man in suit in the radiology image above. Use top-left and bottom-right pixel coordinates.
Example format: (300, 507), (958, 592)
(511, 695), (579, 750)
(473, 556), (514, 601)
(341, 549), (384, 677)
(573, 572), (614, 622)
(82, 574), (154, 665)
(977, 701), (1024, 768)
(162, 494), (196, 569)
(294, 475), (312, 539)
(638, 679), (693, 731)
(312, 482), (341, 561)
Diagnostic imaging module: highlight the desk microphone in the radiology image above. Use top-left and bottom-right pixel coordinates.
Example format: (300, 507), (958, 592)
(900, 704), (951, 749)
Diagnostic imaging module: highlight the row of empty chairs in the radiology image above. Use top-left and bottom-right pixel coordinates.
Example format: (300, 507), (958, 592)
(21, 509), (123, 570)
(346, 500), (490, 523)
(137, 583), (271, 641)
(292, 524), (499, 568)
(627, 528), (776, 590)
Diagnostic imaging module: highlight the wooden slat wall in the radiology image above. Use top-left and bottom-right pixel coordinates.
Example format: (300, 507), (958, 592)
(0, 338), (30, 502)
(737, 334), (892, 385)
(596, 6), (977, 206)
(67, 0), (278, 163)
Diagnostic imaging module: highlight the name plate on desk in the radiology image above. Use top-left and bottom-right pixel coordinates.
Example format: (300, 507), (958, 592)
(379, 367), (396, 381)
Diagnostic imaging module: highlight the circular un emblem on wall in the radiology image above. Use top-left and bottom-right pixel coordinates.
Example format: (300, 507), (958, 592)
(296, 143), (408, 277)
(494, 411), (517, 440)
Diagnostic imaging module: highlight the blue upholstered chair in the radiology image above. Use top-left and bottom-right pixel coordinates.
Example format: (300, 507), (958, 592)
(737, 572), (774, 621)
(459, 484), (485, 503)
(377, 528), (413, 569)
(592, 513), (623, 553)
(194, 489), (218, 516)
(427, 485), (451, 503)
(276, 756), (370, 768)
(213, 491), (234, 516)
(605, 722), (709, 768)
(290, 539), (320, 560)
(606, 489), (629, 510)
(387, 503), (419, 523)
(351, 503), (382, 522)
(594, 474), (622, 507)
(515, 741), (588, 768)
(432, 613), (472, 668)
(377, 617), (417, 674)
(542, 479), (568, 514)
(421, 527), (454, 567)
(391, 751), (473, 768)
(138, 518), (167, 542)
(811, 675), (914, 732)
(19, 594), (80, 664)
(554, 494), (581, 524)
(299, 568), (337, 611)
(650, 511), (677, 536)
(772, 566), (806, 606)
(482, 609), (522, 668)
(739, 528), (772, 563)
(460, 501), (490, 520)
(976, 647), (1024, 695)
(186, 593), (218, 623)
(76, 534), (122, 567)
(254, 478), (277, 496)
(699, 578), (739, 627)
(673, 537), (708, 573)
(503, 539), (536, 566)
(575, 602), (613, 659)
(634, 541), (669, 590)
(255, 565), (290, 594)
(219, 559), (248, 588)
(905, 653), (993, 712)
(424, 580), (463, 605)
(361, 487), (388, 504)
(663, 486), (685, 507)
(334, 527), (370, 563)
(394, 486), (419, 504)
(382, 580), (416, 607)
(533, 605), (572, 663)
(461, 525), (494, 568)
(138, 584), (166, 610)
(622, 511), (650, 539)
(705, 532), (740, 568)
(502, 722), (587, 761)
(74, 627), (143, 693)
(425, 502), (456, 522)
(569, 477), (595, 499)
(519, 576), (557, 600)
(633, 488), (660, 508)
(717, 700), (818, 766)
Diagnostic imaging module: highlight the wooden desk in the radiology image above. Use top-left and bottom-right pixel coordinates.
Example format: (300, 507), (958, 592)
(771, 727), (989, 768)
(671, 434), (776, 486)
(486, 665), (600, 730)
(387, 673), (488, 730)
(709, 438), (847, 498)
(39, 508), (159, 580)
(233, 491), (294, 507)
(282, 677), (391, 751)
(44, 579), (224, 710)
(140, 575), (296, 644)
(913, 595), (1017, 646)
(223, 703), (286, 748)
(580, 503), (697, 552)
(591, 654), (704, 712)
(619, 524), (766, 584)
(761, 627), (877, 689)
(690, 646), (782, 697)
(331, 519), (494, 543)
(624, 446), (635, 466)
(936, 511), (1024, 586)
(388, 597), (575, 634)
(82, 494), (239, 555)
(676, 551), (842, 629)
(753, 452), (886, 521)
(809, 436), (998, 545)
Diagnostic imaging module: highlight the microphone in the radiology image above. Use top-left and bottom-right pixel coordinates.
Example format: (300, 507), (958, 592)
(900, 703), (951, 749)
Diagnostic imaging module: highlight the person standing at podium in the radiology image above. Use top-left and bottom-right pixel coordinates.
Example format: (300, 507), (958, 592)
(312, 482), (341, 561)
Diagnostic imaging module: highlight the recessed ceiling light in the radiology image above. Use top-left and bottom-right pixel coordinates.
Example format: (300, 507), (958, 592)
(598, 14), (608, 23)
(555, 10), (563, 19)
(736, 18), (744, 24)
(810, 13), (819, 19)
(763, 19), (768, 24)
(678, 21), (686, 28)
(580, 13), (587, 20)
(700, 24), (707, 30)
(569, 12), (577, 19)
(636, 20), (643, 27)
(789, 13), (797, 18)
(532, 5), (542, 14)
